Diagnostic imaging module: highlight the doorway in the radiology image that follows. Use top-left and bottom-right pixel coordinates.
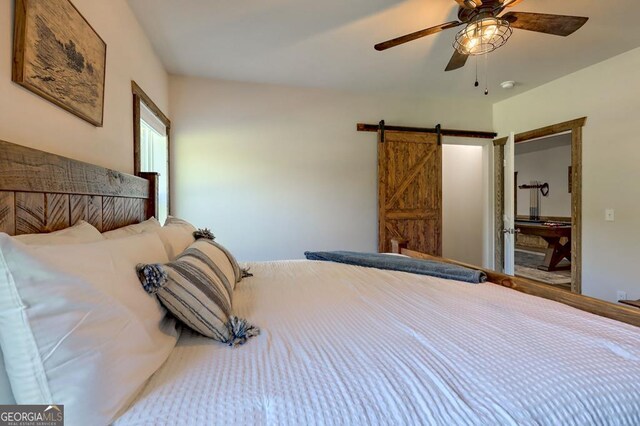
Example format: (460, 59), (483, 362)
(514, 134), (572, 290)
(357, 121), (496, 263)
(494, 118), (585, 294)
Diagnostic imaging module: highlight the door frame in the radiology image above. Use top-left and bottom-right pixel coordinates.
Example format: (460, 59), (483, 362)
(493, 117), (586, 294)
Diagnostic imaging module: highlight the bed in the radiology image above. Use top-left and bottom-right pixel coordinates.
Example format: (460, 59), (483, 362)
(0, 140), (639, 425)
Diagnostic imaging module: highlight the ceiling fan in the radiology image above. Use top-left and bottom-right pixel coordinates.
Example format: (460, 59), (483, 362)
(374, 0), (589, 72)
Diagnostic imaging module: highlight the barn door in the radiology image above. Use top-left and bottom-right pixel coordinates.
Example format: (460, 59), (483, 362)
(378, 130), (442, 255)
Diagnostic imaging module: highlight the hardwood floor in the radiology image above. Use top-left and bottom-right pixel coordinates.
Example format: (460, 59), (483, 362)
(515, 249), (571, 291)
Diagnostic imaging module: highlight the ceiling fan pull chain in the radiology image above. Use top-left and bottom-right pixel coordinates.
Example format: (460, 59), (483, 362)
(474, 56), (479, 88)
(484, 53), (489, 95)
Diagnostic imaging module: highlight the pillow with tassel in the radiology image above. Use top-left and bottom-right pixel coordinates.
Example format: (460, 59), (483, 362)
(136, 230), (258, 346)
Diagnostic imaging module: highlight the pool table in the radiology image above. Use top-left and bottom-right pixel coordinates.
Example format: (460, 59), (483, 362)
(515, 221), (572, 272)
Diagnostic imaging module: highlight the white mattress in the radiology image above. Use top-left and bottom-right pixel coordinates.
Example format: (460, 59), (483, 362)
(116, 260), (640, 425)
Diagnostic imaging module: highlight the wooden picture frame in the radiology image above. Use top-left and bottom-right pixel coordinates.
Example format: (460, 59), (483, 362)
(12, 0), (107, 127)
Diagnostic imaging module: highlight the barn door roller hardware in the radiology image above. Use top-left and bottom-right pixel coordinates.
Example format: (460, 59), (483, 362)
(357, 122), (496, 140)
(379, 120), (385, 143)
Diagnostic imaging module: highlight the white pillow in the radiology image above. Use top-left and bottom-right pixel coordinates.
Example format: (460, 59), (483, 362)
(28, 232), (176, 338)
(101, 217), (161, 240)
(0, 233), (178, 425)
(156, 216), (197, 260)
(14, 220), (103, 245)
(102, 216), (196, 261)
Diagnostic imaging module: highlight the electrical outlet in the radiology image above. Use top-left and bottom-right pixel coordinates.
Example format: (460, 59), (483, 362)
(617, 291), (627, 301)
(605, 209), (615, 222)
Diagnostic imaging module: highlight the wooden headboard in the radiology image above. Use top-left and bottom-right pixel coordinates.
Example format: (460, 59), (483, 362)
(0, 140), (158, 235)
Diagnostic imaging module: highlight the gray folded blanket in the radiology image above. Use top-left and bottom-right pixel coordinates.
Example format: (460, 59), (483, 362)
(304, 251), (487, 284)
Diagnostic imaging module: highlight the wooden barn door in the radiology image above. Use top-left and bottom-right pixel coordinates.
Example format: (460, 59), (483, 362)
(378, 130), (442, 255)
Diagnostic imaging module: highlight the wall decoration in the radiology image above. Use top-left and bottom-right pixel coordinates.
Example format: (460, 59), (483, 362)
(13, 0), (107, 127)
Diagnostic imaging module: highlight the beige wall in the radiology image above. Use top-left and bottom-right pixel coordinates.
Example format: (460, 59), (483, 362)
(0, 0), (169, 173)
(494, 47), (640, 303)
(170, 76), (492, 262)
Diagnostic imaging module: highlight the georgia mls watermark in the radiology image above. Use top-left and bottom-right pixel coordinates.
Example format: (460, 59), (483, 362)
(0, 405), (63, 426)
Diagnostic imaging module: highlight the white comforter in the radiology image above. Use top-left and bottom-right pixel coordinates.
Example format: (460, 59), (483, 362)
(117, 260), (640, 425)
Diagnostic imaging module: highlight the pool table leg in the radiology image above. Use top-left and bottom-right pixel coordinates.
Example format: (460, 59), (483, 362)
(538, 237), (571, 272)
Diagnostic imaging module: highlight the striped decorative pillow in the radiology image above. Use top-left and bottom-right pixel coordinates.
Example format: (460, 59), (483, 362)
(192, 228), (253, 282)
(136, 238), (259, 346)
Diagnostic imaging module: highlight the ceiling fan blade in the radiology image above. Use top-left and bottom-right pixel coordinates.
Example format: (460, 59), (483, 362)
(502, 12), (588, 37)
(455, 0), (483, 9)
(445, 50), (469, 72)
(375, 21), (463, 51)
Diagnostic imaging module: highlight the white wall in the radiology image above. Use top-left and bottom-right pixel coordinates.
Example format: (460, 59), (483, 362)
(515, 134), (572, 218)
(494, 46), (640, 303)
(0, 0), (168, 173)
(170, 76), (492, 262)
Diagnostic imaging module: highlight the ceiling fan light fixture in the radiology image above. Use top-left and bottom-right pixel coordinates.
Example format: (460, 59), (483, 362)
(453, 17), (513, 56)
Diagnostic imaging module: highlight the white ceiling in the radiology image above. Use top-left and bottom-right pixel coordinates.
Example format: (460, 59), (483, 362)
(515, 133), (571, 155)
(127, 0), (640, 102)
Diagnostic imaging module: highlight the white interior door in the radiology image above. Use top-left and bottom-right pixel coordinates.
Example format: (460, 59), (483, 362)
(503, 132), (515, 275)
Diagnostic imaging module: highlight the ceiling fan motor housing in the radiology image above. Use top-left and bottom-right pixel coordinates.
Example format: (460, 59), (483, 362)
(463, 0), (479, 9)
(458, 0), (508, 23)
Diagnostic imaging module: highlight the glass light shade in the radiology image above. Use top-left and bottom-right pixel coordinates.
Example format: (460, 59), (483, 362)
(453, 17), (513, 56)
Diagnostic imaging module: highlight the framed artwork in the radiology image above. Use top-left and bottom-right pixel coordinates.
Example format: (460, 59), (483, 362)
(12, 0), (107, 127)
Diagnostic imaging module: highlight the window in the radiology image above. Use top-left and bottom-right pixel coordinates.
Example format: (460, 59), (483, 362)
(132, 81), (171, 224)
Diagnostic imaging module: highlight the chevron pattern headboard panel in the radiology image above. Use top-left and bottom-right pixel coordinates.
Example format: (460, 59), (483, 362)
(0, 140), (157, 235)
